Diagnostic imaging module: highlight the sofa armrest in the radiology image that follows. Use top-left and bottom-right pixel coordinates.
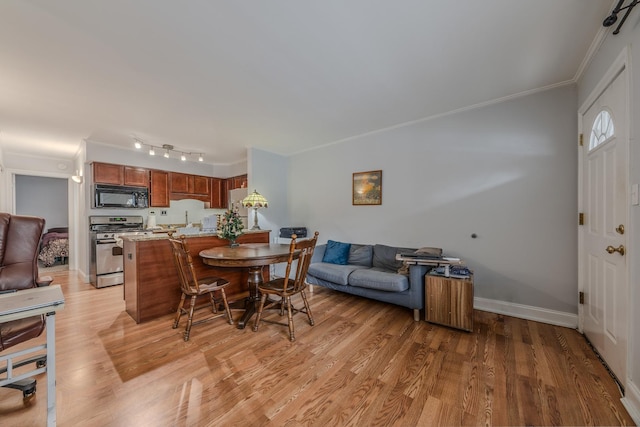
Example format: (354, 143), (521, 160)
(406, 264), (433, 310)
(311, 244), (326, 264)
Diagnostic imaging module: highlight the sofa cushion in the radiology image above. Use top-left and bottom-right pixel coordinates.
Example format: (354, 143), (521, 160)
(307, 263), (364, 286)
(349, 268), (409, 292)
(348, 244), (373, 267)
(372, 244), (415, 271)
(322, 240), (351, 265)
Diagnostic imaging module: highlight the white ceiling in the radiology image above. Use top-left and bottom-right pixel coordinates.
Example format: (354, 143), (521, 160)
(0, 0), (613, 165)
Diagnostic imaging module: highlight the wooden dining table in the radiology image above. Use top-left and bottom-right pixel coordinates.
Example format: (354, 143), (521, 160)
(199, 243), (299, 329)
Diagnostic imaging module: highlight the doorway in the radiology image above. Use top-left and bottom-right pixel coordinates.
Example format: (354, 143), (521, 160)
(578, 51), (629, 388)
(15, 174), (70, 272)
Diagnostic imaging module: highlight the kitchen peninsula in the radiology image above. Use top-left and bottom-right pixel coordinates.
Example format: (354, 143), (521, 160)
(122, 230), (269, 323)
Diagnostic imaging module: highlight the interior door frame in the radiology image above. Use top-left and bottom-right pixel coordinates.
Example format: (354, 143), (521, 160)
(577, 47), (630, 359)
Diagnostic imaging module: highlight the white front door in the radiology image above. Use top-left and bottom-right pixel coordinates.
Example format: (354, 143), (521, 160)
(580, 66), (628, 386)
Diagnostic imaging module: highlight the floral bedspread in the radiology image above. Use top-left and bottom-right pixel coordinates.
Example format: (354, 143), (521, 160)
(38, 238), (69, 267)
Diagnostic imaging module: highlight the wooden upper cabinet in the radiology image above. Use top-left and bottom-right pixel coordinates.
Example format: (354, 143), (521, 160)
(150, 170), (169, 207)
(192, 175), (209, 195)
(93, 162), (148, 187)
(170, 172), (190, 193)
(210, 178), (227, 209)
(124, 167), (149, 187)
(170, 172), (209, 196)
(93, 162), (124, 185)
(228, 174), (248, 190)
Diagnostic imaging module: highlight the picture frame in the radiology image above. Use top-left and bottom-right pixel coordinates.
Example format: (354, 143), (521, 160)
(352, 170), (382, 205)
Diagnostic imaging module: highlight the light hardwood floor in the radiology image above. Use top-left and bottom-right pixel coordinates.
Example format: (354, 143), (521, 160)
(0, 271), (634, 426)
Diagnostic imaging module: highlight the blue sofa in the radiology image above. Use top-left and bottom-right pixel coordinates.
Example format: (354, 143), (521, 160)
(306, 242), (436, 321)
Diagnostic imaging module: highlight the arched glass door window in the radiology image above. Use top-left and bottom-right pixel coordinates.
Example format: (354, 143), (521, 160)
(589, 109), (615, 150)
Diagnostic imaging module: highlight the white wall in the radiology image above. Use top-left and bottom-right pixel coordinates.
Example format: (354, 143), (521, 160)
(289, 85), (578, 315)
(578, 23), (640, 422)
(15, 175), (68, 228)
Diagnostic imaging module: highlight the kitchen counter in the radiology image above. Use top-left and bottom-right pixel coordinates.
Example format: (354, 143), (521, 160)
(123, 231), (270, 323)
(122, 229), (270, 241)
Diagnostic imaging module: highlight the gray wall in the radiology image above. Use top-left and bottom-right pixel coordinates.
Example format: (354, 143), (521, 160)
(15, 174), (68, 230)
(287, 84), (578, 314)
(578, 22), (640, 413)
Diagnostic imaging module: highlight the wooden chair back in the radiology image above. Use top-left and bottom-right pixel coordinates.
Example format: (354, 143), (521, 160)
(280, 231), (319, 295)
(168, 237), (201, 295)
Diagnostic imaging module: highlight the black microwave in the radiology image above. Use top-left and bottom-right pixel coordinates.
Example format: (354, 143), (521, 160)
(94, 184), (149, 209)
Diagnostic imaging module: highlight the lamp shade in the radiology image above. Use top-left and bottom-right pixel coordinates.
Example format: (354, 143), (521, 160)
(242, 190), (268, 209)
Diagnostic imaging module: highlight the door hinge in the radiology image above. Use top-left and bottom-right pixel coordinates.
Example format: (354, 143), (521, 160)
(579, 212), (584, 225)
(579, 291), (584, 305)
(579, 133), (584, 146)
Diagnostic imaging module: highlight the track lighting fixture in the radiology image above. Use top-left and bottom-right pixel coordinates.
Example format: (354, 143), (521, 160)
(132, 137), (205, 163)
(603, 0), (640, 34)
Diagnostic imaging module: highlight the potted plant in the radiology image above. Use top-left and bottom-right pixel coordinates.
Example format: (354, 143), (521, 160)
(217, 208), (244, 246)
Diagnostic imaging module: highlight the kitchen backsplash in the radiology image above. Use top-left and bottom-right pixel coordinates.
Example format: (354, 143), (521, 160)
(147, 199), (227, 228)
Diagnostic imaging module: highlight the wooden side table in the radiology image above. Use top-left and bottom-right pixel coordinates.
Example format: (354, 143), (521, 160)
(425, 273), (474, 332)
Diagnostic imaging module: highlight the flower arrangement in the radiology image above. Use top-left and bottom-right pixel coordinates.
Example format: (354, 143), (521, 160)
(217, 209), (244, 244)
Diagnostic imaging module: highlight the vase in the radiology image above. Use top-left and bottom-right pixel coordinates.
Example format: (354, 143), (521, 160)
(229, 238), (239, 247)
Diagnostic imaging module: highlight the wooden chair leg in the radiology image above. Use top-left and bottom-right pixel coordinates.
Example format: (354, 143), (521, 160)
(183, 296), (197, 341)
(173, 293), (186, 329)
(209, 292), (218, 314)
(219, 289), (234, 325)
(300, 289), (314, 326)
(253, 294), (268, 332)
(286, 296), (295, 341)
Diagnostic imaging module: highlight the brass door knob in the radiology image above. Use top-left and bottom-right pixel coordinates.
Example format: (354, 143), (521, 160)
(606, 245), (625, 256)
(616, 224), (625, 235)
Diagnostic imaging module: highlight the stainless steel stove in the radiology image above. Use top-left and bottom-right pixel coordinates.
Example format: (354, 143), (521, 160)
(89, 216), (150, 288)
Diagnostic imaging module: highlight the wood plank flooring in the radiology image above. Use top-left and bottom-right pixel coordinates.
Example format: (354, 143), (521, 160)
(0, 271), (634, 426)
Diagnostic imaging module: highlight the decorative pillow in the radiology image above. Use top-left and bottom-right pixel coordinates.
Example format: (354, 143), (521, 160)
(348, 244), (373, 267)
(415, 246), (443, 257)
(372, 244), (415, 271)
(322, 240), (351, 265)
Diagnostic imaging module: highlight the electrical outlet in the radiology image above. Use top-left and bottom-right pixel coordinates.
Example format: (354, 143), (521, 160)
(161, 210), (167, 216)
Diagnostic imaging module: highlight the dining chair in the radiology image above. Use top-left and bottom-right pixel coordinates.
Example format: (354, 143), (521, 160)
(168, 236), (233, 341)
(253, 231), (319, 341)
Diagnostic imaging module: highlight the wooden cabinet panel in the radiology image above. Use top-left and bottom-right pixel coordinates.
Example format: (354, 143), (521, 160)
(124, 166), (149, 187)
(170, 172), (209, 196)
(210, 178), (226, 209)
(93, 162), (124, 185)
(425, 274), (474, 331)
(93, 162), (149, 187)
(170, 172), (190, 193)
(150, 170), (169, 207)
(227, 174), (248, 190)
(192, 175), (209, 195)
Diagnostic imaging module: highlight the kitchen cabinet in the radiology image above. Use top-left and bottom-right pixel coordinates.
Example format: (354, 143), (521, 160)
(149, 170), (169, 207)
(93, 162), (149, 187)
(228, 174), (247, 190)
(170, 172), (210, 196)
(210, 178), (227, 209)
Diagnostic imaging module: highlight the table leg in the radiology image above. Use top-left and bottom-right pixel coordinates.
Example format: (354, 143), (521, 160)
(46, 312), (56, 427)
(236, 266), (264, 329)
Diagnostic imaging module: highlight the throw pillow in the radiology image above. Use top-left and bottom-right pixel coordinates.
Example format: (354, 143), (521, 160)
(348, 244), (373, 267)
(322, 240), (351, 265)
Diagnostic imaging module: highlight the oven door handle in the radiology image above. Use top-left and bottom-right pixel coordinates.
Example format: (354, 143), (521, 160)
(97, 240), (117, 244)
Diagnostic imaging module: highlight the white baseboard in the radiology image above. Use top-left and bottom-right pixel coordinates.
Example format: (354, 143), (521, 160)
(622, 380), (640, 425)
(474, 297), (578, 328)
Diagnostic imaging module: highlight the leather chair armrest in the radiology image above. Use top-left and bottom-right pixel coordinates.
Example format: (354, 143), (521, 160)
(36, 276), (53, 287)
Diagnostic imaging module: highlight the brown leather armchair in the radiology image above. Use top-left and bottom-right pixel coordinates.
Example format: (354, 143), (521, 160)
(0, 213), (53, 397)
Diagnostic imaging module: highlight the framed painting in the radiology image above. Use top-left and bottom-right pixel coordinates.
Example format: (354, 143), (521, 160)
(352, 170), (382, 205)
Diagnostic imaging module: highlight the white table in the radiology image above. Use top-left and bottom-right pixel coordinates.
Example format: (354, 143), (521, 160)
(0, 285), (65, 427)
(396, 254), (464, 277)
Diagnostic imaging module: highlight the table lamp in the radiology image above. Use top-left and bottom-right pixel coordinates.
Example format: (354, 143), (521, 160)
(242, 190), (268, 230)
